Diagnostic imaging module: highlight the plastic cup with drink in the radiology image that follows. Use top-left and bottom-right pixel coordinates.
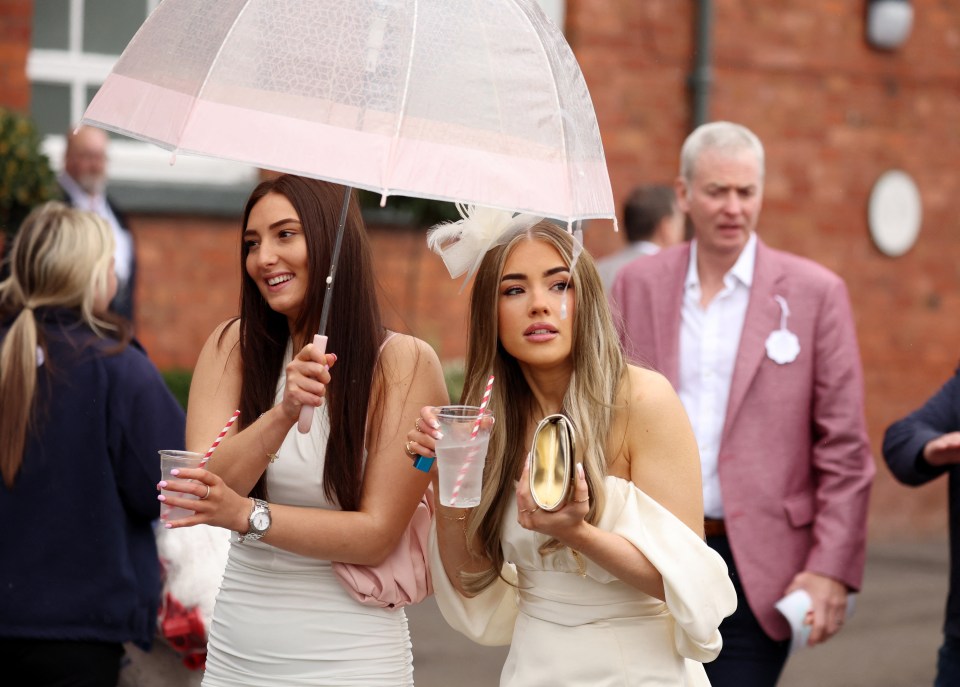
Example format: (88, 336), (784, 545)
(435, 405), (494, 508)
(158, 450), (205, 521)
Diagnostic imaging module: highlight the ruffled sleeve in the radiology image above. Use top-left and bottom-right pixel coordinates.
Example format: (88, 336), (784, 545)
(428, 524), (519, 646)
(585, 477), (737, 662)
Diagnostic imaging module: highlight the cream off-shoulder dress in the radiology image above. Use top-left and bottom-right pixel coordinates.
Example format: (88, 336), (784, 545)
(430, 476), (737, 686)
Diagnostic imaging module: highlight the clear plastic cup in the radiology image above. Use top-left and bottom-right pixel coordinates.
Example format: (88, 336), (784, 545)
(158, 450), (204, 521)
(434, 405), (494, 508)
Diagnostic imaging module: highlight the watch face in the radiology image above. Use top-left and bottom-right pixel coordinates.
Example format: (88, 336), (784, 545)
(252, 512), (270, 531)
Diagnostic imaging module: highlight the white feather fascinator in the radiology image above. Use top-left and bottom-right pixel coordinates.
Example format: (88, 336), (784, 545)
(427, 204), (543, 291)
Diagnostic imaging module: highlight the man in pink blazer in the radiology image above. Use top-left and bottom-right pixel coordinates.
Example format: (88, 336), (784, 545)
(610, 122), (874, 686)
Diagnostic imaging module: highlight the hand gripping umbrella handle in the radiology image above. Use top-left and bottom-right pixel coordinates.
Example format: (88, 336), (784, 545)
(297, 334), (328, 434)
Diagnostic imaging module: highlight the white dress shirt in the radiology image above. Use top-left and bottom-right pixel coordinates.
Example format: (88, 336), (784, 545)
(58, 172), (133, 285)
(678, 233), (757, 518)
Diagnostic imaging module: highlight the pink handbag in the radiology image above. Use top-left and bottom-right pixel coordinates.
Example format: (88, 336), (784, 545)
(332, 484), (435, 609)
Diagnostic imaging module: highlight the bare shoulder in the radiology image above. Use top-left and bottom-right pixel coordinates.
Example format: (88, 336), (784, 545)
(618, 364), (694, 456)
(379, 332), (443, 380)
(620, 364), (680, 415)
(200, 318), (240, 356)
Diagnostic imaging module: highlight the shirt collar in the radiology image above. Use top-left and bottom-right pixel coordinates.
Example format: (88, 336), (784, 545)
(58, 171), (104, 208)
(685, 232), (758, 290)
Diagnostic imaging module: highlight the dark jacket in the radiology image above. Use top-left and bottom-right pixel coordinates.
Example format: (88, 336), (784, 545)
(883, 367), (960, 643)
(0, 307), (185, 649)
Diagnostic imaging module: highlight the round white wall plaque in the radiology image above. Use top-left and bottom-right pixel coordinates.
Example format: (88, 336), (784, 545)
(868, 170), (922, 257)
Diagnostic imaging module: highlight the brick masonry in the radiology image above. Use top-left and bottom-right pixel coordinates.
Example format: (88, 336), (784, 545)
(3, 0), (960, 536)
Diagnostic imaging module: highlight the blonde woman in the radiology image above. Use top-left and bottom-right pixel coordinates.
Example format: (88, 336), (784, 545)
(0, 203), (185, 686)
(407, 215), (737, 686)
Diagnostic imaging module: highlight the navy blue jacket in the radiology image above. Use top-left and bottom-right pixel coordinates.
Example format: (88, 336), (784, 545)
(883, 367), (960, 643)
(0, 307), (185, 649)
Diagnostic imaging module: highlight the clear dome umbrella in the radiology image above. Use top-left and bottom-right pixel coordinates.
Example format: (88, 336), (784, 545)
(82, 0), (615, 430)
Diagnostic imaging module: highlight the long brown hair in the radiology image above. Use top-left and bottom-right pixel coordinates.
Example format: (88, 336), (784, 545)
(234, 176), (384, 510)
(0, 202), (131, 487)
(459, 221), (625, 592)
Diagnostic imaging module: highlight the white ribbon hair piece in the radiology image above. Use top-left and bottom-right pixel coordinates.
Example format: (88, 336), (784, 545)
(427, 204), (543, 292)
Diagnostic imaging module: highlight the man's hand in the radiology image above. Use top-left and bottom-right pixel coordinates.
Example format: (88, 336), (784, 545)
(923, 432), (960, 467)
(785, 571), (848, 646)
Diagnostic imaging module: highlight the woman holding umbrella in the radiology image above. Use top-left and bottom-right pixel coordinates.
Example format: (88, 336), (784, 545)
(406, 213), (737, 685)
(162, 175), (447, 685)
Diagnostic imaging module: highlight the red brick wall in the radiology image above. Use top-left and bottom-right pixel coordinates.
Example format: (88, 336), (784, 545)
(0, 0), (32, 111)
(130, 214), (467, 370)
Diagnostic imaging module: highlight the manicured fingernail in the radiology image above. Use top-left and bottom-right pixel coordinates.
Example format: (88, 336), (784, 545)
(157, 494), (166, 501)
(170, 469), (180, 476)
(164, 523), (172, 529)
(430, 420), (440, 429)
(324, 365), (329, 371)
(434, 431), (443, 440)
(576, 462), (584, 480)
(158, 481), (167, 489)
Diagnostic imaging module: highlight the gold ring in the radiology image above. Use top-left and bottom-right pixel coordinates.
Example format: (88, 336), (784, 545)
(404, 441), (418, 458)
(573, 497), (589, 503)
(521, 506), (540, 514)
(415, 418), (423, 433)
(200, 484), (211, 500)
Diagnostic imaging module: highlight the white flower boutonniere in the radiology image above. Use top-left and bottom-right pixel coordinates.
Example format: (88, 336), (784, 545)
(765, 295), (800, 365)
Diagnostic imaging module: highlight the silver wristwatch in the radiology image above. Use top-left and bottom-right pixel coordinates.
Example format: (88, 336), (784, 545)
(237, 498), (271, 543)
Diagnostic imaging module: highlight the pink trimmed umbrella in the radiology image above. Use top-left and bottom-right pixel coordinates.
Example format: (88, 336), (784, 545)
(82, 0), (615, 430)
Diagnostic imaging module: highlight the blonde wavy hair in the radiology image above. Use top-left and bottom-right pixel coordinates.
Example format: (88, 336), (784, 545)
(458, 221), (626, 593)
(0, 202), (121, 487)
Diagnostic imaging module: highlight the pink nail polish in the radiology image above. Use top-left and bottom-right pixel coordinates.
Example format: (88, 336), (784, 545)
(157, 495), (166, 501)
(158, 481), (167, 488)
(164, 523), (172, 529)
(170, 469), (180, 476)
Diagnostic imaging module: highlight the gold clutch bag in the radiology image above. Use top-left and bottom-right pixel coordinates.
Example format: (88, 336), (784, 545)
(529, 414), (576, 512)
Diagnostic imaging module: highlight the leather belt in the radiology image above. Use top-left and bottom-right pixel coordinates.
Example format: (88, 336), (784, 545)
(704, 518), (727, 538)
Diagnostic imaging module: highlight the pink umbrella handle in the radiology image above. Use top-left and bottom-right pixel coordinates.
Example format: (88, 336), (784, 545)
(297, 334), (328, 434)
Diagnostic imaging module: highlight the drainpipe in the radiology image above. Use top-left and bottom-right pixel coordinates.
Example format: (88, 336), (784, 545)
(689, 0), (714, 129)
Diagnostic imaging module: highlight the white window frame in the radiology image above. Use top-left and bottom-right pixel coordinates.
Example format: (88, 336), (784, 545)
(27, 0), (256, 188)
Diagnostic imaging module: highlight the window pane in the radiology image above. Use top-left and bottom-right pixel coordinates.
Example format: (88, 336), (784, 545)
(30, 82), (72, 138)
(33, 0), (71, 50)
(83, 0), (147, 55)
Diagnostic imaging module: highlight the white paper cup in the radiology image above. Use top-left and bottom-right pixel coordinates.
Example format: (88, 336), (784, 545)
(158, 450), (204, 521)
(435, 405), (494, 508)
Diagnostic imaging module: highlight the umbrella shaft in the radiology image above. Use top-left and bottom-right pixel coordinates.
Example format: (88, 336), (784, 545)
(317, 185), (353, 337)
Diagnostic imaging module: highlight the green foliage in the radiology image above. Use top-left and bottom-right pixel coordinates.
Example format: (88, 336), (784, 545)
(357, 189), (460, 227)
(443, 361), (465, 404)
(0, 109), (60, 241)
(160, 363), (465, 412)
(161, 368), (193, 410)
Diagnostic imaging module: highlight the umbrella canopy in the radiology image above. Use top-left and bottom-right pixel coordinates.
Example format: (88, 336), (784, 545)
(81, 0), (614, 224)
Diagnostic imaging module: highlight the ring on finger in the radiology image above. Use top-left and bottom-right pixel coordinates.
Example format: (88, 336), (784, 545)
(415, 418), (422, 433)
(200, 484), (211, 500)
(404, 441), (418, 458)
(573, 496), (589, 503)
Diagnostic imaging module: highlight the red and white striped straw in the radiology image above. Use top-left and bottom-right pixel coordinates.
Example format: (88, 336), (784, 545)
(470, 374), (495, 439)
(200, 409), (240, 466)
(450, 375), (495, 505)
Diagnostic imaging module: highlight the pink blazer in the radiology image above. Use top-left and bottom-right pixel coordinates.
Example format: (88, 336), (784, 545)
(609, 239), (875, 640)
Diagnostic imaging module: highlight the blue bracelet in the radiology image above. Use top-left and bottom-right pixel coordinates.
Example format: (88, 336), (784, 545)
(412, 455), (435, 473)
